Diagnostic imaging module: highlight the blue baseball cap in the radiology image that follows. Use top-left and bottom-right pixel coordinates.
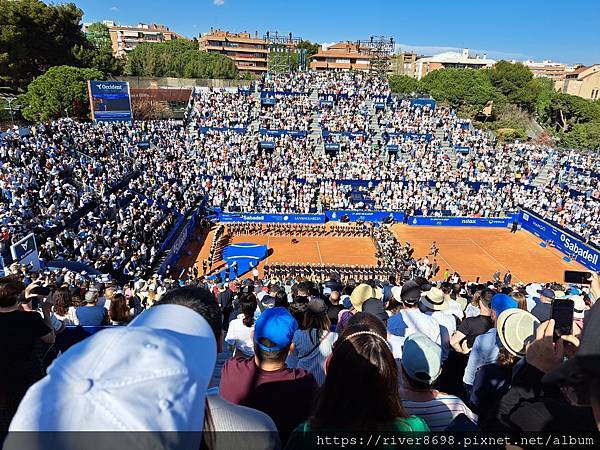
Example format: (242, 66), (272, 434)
(537, 288), (555, 299)
(253, 307), (298, 352)
(491, 293), (518, 317)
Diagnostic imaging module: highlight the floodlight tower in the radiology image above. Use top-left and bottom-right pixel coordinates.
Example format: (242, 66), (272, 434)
(264, 31), (305, 73)
(359, 36), (395, 76)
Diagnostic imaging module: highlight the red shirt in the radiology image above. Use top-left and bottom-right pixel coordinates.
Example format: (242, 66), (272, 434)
(219, 357), (317, 433)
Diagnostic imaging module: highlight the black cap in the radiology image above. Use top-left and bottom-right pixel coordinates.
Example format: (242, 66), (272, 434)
(306, 297), (327, 316)
(401, 280), (422, 305)
(362, 298), (388, 322)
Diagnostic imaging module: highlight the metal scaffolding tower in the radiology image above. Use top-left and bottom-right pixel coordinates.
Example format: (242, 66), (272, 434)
(264, 31), (306, 73)
(357, 36), (395, 75)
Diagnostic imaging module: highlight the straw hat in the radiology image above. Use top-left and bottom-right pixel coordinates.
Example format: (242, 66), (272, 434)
(350, 284), (375, 311)
(419, 287), (449, 311)
(497, 308), (540, 357)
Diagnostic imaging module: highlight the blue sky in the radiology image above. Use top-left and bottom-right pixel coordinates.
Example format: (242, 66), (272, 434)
(75, 0), (600, 65)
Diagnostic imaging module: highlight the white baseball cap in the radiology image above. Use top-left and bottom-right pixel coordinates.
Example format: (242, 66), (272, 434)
(9, 304), (216, 433)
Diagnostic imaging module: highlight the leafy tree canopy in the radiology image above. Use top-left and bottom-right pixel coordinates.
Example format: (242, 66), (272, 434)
(20, 65), (103, 122)
(0, 0), (87, 90)
(125, 40), (237, 79)
(388, 75), (424, 95)
(420, 68), (498, 109)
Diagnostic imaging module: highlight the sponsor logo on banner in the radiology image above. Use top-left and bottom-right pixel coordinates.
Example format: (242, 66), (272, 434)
(560, 233), (599, 265)
(519, 209), (599, 271)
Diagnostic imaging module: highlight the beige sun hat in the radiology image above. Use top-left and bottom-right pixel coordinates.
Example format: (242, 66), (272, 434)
(497, 308), (540, 357)
(350, 283), (375, 311)
(419, 287), (449, 311)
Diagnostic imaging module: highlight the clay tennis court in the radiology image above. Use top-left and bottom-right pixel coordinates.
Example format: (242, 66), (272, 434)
(178, 223), (586, 283)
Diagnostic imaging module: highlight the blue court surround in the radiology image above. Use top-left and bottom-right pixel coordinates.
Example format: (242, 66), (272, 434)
(214, 243), (268, 281)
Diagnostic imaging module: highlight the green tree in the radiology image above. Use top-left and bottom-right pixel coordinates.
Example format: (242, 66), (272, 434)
(489, 61), (533, 103)
(0, 0), (88, 91)
(79, 22), (124, 75)
(296, 40), (319, 58)
(125, 40), (237, 79)
(85, 22), (112, 48)
(20, 65), (102, 122)
(420, 68), (498, 110)
(546, 93), (600, 131)
(388, 75), (423, 95)
(559, 121), (600, 150)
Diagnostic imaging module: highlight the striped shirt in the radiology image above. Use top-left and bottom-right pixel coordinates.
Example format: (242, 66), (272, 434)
(287, 328), (338, 386)
(402, 394), (477, 431)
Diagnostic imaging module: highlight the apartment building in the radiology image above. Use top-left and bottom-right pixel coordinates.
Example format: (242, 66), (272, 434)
(309, 42), (372, 71)
(198, 28), (268, 73)
(415, 49), (495, 80)
(99, 22), (186, 58)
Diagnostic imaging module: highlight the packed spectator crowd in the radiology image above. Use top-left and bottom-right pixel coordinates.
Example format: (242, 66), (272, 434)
(2, 253), (599, 445)
(260, 94), (314, 131)
(1, 70), (599, 287)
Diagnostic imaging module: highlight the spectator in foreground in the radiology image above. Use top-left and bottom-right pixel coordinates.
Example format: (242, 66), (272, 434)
(387, 280), (441, 359)
(286, 325), (428, 449)
(287, 297), (338, 385)
(0, 276), (55, 432)
(496, 306), (600, 432)
(451, 288), (495, 353)
(400, 333), (477, 431)
(462, 293), (518, 396)
(220, 307), (318, 437)
(335, 283), (374, 333)
(108, 292), (132, 325)
(471, 308), (539, 428)
(7, 302), (217, 450)
(531, 288), (554, 322)
(326, 290), (343, 326)
(75, 290), (107, 326)
(225, 292), (258, 358)
(154, 287), (280, 450)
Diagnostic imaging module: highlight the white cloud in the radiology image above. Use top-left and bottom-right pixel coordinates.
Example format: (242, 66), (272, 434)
(213, 0), (225, 5)
(110, 6), (119, 11)
(395, 42), (527, 61)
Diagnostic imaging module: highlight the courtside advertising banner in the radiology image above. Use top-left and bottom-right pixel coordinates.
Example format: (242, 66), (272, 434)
(409, 216), (514, 227)
(88, 81), (133, 122)
(10, 232), (41, 272)
(519, 210), (600, 272)
(218, 212), (326, 224)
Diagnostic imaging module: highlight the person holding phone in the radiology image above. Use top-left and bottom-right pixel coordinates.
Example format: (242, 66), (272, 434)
(0, 275), (55, 432)
(531, 288), (555, 322)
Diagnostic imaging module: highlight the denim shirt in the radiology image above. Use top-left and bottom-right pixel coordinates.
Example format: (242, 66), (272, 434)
(463, 328), (500, 386)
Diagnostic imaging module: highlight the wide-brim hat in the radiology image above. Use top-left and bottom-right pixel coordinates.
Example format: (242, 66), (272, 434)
(419, 287), (449, 311)
(350, 284), (375, 311)
(497, 308), (540, 357)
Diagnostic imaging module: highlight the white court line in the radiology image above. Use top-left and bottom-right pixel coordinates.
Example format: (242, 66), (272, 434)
(315, 240), (324, 264)
(469, 238), (523, 283)
(436, 251), (455, 274)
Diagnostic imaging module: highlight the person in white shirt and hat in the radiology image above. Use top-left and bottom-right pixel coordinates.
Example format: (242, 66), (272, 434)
(7, 302), (218, 449)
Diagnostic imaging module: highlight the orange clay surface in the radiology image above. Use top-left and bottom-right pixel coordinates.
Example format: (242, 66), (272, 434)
(177, 223), (587, 283)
